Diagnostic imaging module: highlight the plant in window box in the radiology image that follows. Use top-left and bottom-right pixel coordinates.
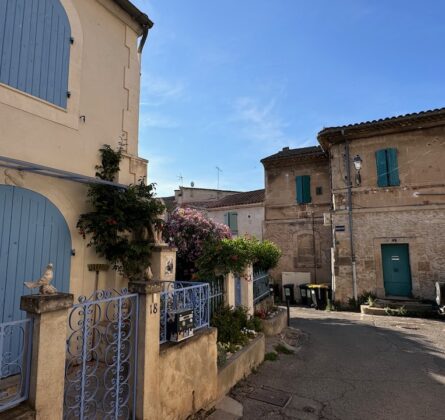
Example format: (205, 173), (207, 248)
(77, 144), (165, 282)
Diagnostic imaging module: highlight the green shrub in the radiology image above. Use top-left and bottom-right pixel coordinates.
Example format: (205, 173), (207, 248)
(253, 240), (282, 272)
(212, 306), (249, 346)
(246, 316), (262, 332)
(217, 342), (227, 367)
(264, 352), (278, 361)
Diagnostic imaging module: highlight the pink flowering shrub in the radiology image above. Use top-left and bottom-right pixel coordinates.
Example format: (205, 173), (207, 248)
(164, 208), (232, 278)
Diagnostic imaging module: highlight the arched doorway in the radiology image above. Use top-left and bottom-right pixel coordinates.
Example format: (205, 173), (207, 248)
(0, 186), (71, 323)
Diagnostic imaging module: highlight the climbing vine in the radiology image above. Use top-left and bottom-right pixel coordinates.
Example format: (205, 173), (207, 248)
(77, 145), (165, 281)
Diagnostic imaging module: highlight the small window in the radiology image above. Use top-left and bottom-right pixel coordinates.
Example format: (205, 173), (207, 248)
(224, 212), (238, 235)
(296, 175), (311, 204)
(316, 186), (323, 195)
(375, 148), (400, 187)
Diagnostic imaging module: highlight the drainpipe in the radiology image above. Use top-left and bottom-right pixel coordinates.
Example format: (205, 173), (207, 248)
(344, 134), (358, 301)
(312, 212), (317, 284)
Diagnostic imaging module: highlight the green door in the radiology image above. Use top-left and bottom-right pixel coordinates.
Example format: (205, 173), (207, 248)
(381, 244), (412, 297)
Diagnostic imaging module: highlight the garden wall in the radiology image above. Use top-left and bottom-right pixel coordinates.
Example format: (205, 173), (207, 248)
(159, 328), (218, 420)
(217, 333), (265, 399)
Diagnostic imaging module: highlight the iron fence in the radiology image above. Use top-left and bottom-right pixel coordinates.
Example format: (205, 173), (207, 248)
(253, 271), (271, 304)
(207, 276), (224, 319)
(0, 318), (33, 413)
(160, 281), (210, 344)
(64, 288), (139, 420)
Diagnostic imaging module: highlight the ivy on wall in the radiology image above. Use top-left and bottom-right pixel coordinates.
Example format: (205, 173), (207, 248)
(77, 145), (165, 281)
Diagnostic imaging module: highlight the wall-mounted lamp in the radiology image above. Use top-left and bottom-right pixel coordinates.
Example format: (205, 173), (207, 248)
(353, 155), (362, 186)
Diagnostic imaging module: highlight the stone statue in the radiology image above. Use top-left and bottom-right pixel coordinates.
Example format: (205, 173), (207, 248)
(144, 266), (154, 281)
(24, 263), (58, 295)
(149, 202), (167, 245)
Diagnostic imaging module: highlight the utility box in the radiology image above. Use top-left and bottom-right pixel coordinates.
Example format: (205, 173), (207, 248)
(167, 309), (194, 342)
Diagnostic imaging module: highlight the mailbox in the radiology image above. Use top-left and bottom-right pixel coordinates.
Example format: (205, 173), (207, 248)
(167, 309), (194, 342)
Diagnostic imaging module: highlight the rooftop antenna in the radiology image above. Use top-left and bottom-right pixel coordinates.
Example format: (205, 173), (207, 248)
(177, 174), (184, 187)
(216, 166), (223, 189)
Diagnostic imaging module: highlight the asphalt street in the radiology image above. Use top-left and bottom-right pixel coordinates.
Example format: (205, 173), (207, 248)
(231, 307), (445, 420)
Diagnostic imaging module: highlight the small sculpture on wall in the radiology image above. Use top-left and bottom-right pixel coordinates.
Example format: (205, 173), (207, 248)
(165, 259), (174, 276)
(149, 201), (167, 245)
(24, 263), (58, 295)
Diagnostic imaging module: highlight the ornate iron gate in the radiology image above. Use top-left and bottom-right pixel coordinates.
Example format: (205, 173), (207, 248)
(64, 289), (139, 420)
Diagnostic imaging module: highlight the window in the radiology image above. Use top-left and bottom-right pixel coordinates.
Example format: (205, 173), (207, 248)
(0, 0), (71, 108)
(224, 212), (238, 235)
(316, 186), (323, 195)
(296, 175), (311, 204)
(375, 148), (400, 187)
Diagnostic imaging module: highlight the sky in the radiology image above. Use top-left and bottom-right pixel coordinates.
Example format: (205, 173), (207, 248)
(131, 0), (445, 197)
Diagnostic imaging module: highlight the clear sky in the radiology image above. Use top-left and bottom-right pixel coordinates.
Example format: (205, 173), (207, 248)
(132, 0), (445, 197)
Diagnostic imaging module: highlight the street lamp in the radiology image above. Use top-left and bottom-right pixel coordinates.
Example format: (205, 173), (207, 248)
(353, 155), (362, 186)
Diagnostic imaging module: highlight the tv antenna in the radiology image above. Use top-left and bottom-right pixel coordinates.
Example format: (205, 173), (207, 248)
(177, 174), (184, 186)
(216, 166), (223, 189)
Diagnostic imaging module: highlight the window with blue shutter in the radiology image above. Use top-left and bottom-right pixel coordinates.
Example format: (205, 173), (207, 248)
(296, 175), (311, 204)
(375, 148), (400, 187)
(0, 0), (71, 108)
(224, 212), (238, 235)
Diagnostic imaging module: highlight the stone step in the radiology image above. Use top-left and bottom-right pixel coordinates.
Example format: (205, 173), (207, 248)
(207, 396), (243, 420)
(372, 299), (435, 313)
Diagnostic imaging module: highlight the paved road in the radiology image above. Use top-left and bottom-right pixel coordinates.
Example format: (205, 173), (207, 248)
(231, 308), (445, 420)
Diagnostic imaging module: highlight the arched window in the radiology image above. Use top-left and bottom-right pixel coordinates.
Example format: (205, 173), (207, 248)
(0, 0), (71, 108)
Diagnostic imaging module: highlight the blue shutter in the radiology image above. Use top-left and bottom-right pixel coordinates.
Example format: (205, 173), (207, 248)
(296, 176), (303, 203)
(386, 148), (400, 186)
(296, 176), (311, 203)
(230, 212), (238, 235)
(224, 212), (229, 226)
(375, 149), (389, 187)
(302, 175), (311, 203)
(0, 0), (71, 108)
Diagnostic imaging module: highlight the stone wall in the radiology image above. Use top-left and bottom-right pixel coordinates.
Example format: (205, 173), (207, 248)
(332, 207), (445, 302)
(330, 124), (445, 302)
(263, 156), (332, 286)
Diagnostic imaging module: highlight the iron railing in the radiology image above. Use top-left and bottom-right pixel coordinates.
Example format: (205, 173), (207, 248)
(0, 318), (33, 413)
(253, 271), (271, 304)
(64, 288), (139, 420)
(160, 281), (210, 344)
(207, 276), (224, 319)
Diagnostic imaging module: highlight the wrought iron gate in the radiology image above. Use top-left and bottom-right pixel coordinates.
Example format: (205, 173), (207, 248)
(64, 289), (139, 420)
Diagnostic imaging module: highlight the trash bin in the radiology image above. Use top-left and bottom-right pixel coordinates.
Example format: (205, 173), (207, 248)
(307, 283), (332, 310)
(283, 284), (296, 305)
(299, 284), (310, 306)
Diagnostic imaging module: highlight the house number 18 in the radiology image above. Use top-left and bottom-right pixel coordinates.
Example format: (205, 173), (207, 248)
(150, 303), (158, 314)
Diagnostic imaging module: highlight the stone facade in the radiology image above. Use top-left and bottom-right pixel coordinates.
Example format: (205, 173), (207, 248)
(262, 147), (332, 286)
(319, 108), (445, 302)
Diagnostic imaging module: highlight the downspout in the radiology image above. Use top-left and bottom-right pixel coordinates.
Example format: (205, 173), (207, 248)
(312, 212), (317, 284)
(327, 147), (335, 301)
(344, 133), (358, 301)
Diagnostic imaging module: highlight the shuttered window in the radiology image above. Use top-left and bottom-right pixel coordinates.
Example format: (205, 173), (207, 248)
(224, 212), (238, 235)
(375, 148), (400, 187)
(296, 175), (311, 204)
(0, 0), (71, 108)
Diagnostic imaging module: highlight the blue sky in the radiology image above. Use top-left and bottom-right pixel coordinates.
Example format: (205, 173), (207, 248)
(132, 0), (445, 197)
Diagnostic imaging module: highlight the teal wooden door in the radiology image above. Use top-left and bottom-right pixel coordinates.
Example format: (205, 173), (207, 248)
(0, 186), (71, 323)
(381, 244), (412, 297)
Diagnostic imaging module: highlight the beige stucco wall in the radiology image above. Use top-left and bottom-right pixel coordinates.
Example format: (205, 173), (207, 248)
(0, 0), (148, 298)
(330, 124), (445, 302)
(263, 157), (332, 285)
(159, 328), (218, 420)
(207, 204), (264, 239)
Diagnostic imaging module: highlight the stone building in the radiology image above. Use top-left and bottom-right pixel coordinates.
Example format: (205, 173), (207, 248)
(206, 189), (265, 239)
(0, 0), (152, 322)
(318, 107), (445, 302)
(261, 146), (332, 288)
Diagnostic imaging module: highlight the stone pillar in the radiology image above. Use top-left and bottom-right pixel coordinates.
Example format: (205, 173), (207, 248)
(20, 293), (73, 420)
(128, 281), (161, 420)
(150, 244), (177, 281)
(241, 265), (254, 316)
(223, 272), (236, 307)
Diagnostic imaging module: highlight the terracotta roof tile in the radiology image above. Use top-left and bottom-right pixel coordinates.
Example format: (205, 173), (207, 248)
(206, 189), (265, 209)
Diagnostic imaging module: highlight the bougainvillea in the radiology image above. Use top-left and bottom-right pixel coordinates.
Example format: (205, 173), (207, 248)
(164, 208), (232, 278)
